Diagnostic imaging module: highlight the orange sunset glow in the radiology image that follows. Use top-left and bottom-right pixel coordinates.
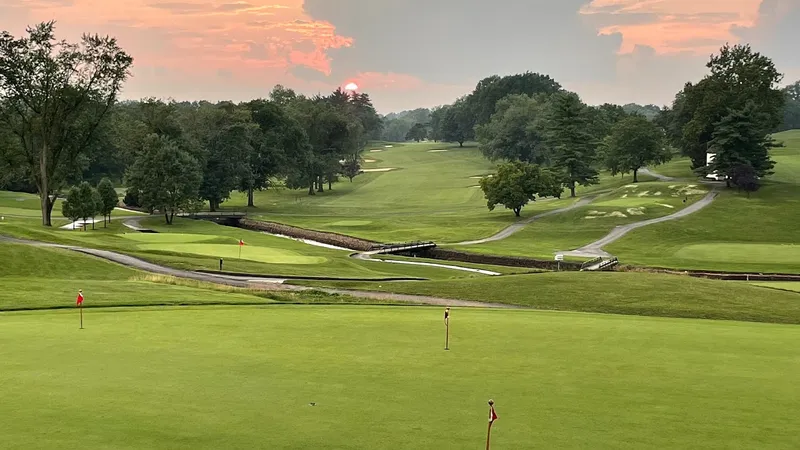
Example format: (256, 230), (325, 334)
(1, 0), (795, 110)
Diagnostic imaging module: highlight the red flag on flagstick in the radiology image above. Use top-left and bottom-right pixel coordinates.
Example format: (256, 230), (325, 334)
(76, 290), (84, 306)
(489, 404), (498, 423)
(239, 239), (245, 246)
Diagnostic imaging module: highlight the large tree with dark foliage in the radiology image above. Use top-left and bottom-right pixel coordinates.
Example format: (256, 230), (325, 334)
(476, 94), (550, 164)
(707, 103), (777, 186)
(603, 115), (670, 183)
(466, 72), (562, 126)
(661, 44), (784, 170)
(0, 21), (133, 226)
(543, 92), (599, 197)
(479, 161), (562, 217)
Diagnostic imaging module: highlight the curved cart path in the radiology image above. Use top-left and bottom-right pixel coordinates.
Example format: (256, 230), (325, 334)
(560, 188), (720, 259)
(0, 236), (517, 309)
(452, 193), (604, 246)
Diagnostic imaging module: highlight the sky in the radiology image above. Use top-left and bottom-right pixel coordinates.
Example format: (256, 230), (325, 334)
(1, 0), (798, 113)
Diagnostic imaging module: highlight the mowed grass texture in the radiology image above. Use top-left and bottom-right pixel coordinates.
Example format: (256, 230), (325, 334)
(0, 243), (274, 310)
(2, 307), (799, 449)
(0, 216), (491, 280)
(223, 142), (645, 243)
(460, 181), (708, 258)
(298, 272), (800, 324)
(608, 130), (800, 274)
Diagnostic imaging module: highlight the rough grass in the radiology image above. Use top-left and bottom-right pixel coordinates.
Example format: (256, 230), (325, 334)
(607, 130), (800, 274)
(296, 271), (800, 324)
(2, 306), (799, 449)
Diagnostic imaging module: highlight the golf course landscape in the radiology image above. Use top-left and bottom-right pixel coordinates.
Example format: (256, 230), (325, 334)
(2, 17), (800, 448)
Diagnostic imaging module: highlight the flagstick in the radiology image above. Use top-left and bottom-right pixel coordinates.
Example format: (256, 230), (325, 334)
(445, 319), (449, 350)
(79, 303), (83, 330)
(486, 400), (495, 450)
(444, 307), (450, 351)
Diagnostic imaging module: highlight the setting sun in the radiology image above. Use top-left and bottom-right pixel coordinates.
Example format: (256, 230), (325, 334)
(344, 82), (358, 91)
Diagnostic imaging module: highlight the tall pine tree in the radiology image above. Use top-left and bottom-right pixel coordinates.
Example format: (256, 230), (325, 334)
(544, 92), (599, 197)
(707, 102), (776, 187)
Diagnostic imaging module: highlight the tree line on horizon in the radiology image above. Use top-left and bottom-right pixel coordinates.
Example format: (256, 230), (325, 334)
(380, 45), (790, 215)
(0, 22), (382, 226)
(0, 21), (793, 224)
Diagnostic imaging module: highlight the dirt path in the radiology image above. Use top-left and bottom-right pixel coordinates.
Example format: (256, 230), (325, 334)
(1, 236), (515, 309)
(561, 188), (720, 259)
(451, 193), (604, 246)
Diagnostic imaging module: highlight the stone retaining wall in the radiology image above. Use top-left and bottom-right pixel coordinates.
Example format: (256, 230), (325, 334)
(406, 248), (584, 271)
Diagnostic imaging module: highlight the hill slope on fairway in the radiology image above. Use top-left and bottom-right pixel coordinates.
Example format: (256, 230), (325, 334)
(0, 243), (274, 310)
(607, 130), (800, 273)
(225, 142), (642, 243)
(2, 307), (798, 449)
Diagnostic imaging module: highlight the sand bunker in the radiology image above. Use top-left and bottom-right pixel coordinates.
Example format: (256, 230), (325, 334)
(370, 149), (383, 153)
(428, 150), (448, 153)
(361, 168), (397, 173)
(621, 194), (628, 198)
(363, 159), (377, 163)
(653, 191), (663, 196)
(656, 203), (675, 209)
(627, 207), (645, 216)
(636, 191), (650, 197)
(585, 210), (628, 219)
(469, 175), (493, 179)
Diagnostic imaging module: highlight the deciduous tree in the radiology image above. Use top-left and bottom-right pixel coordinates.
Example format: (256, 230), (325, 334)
(126, 134), (202, 224)
(0, 21), (133, 226)
(603, 115), (670, 182)
(479, 161), (561, 217)
(96, 177), (118, 226)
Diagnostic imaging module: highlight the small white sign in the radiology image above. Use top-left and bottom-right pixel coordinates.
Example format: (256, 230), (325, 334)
(555, 254), (564, 261)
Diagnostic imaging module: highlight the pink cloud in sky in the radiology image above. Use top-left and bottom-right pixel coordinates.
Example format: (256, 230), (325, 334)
(581, 0), (763, 54)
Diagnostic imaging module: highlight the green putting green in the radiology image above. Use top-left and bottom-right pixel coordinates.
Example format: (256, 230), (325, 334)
(2, 307), (799, 449)
(674, 243), (800, 265)
(136, 243), (327, 265)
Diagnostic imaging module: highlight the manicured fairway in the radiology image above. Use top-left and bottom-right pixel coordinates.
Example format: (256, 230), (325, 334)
(461, 182), (708, 258)
(0, 216), (492, 280)
(298, 272), (800, 324)
(608, 130), (800, 274)
(674, 243), (800, 265)
(221, 142), (644, 243)
(1, 306), (799, 449)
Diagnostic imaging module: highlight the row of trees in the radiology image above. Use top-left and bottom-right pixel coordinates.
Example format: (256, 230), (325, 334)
(61, 178), (119, 230)
(116, 87), (381, 224)
(433, 44), (786, 216)
(0, 22), (382, 225)
(658, 44), (785, 186)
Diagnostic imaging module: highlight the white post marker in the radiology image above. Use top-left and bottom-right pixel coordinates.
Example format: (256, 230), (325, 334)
(555, 254), (564, 271)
